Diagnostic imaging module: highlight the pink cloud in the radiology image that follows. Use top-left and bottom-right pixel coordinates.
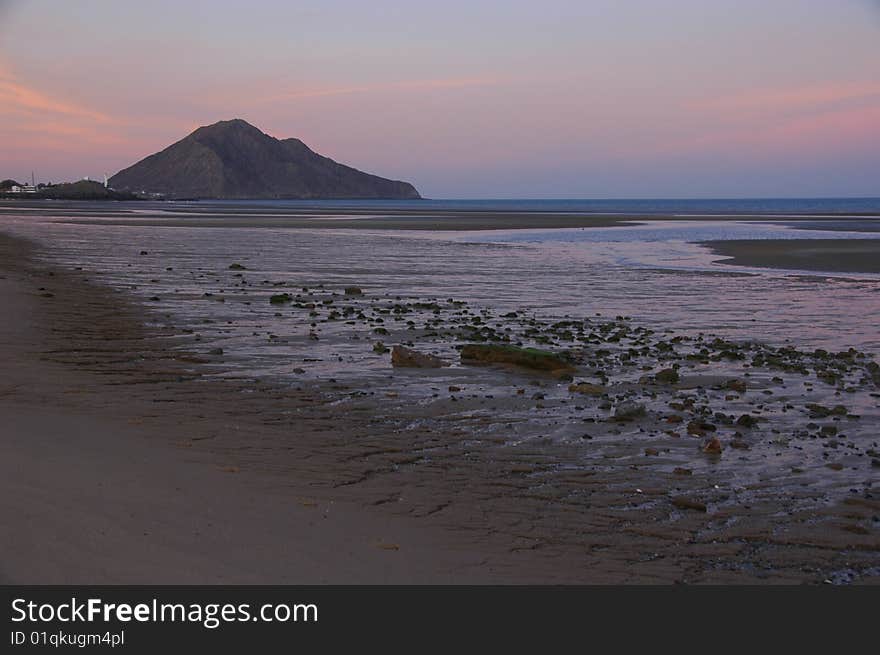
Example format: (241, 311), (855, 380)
(0, 72), (113, 124)
(601, 81), (880, 162)
(686, 81), (880, 118)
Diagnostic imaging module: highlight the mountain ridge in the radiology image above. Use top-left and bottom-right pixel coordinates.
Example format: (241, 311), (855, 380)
(109, 119), (421, 200)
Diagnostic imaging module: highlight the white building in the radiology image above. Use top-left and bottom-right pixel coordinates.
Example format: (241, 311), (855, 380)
(10, 185), (37, 194)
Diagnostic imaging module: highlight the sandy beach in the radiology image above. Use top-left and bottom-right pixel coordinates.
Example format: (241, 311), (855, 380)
(2, 219), (879, 584)
(0, 232), (516, 584)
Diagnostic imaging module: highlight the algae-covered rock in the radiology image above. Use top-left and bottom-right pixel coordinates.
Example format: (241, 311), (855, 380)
(228, 263), (247, 270)
(344, 286), (363, 295)
(805, 403), (847, 418)
(269, 293), (293, 304)
(391, 345), (446, 368)
(654, 368), (680, 385)
(613, 401), (646, 420)
(460, 344), (574, 372)
(568, 382), (606, 396)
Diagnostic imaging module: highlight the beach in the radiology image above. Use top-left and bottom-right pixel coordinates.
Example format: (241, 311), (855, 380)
(2, 203), (879, 584)
(0, 232), (525, 583)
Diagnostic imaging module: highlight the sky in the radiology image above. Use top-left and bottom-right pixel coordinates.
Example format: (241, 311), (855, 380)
(1, 0), (879, 198)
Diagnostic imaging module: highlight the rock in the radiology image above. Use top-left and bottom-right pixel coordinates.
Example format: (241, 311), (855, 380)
(208, 347), (224, 355)
(269, 293), (293, 304)
(729, 439), (750, 450)
(654, 368), (680, 385)
(687, 420), (717, 436)
(448, 385), (461, 392)
(702, 437), (723, 454)
(460, 344), (574, 372)
(724, 379), (747, 393)
(826, 462), (844, 471)
(644, 447), (660, 456)
(344, 286), (363, 295)
(735, 414), (759, 428)
(391, 345), (446, 368)
(671, 497), (707, 512)
(665, 414), (684, 424)
(568, 382), (605, 396)
(373, 341), (389, 354)
(613, 401), (646, 420)
(228, 263), (246, 270)
(805, 403), (847, 418)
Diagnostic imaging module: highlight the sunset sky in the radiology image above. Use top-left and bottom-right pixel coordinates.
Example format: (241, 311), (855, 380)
(1, 0), (879, 198)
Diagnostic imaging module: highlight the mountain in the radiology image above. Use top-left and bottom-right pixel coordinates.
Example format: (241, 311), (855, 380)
(109, 119), (420, 200)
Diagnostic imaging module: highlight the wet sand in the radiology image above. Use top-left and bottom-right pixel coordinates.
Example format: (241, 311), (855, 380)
(705, 239), (880, 274)
(2, 229), (879, 584)
(0, 234), (516, 583)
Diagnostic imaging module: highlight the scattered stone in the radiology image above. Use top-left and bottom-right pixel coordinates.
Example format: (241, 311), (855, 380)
(391, 345), (446, 368)
(613, 401), (646, 421)
(687, 420), (717, 436)
(735, 414), (759, 428)
(702, 437), (723, 454)
(568, 382), (605, 395)
(654, 368), (680, 385)
(460, 344), (574, 372)
(671, 497), (707, 512)
(805, 403), (847, 418)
